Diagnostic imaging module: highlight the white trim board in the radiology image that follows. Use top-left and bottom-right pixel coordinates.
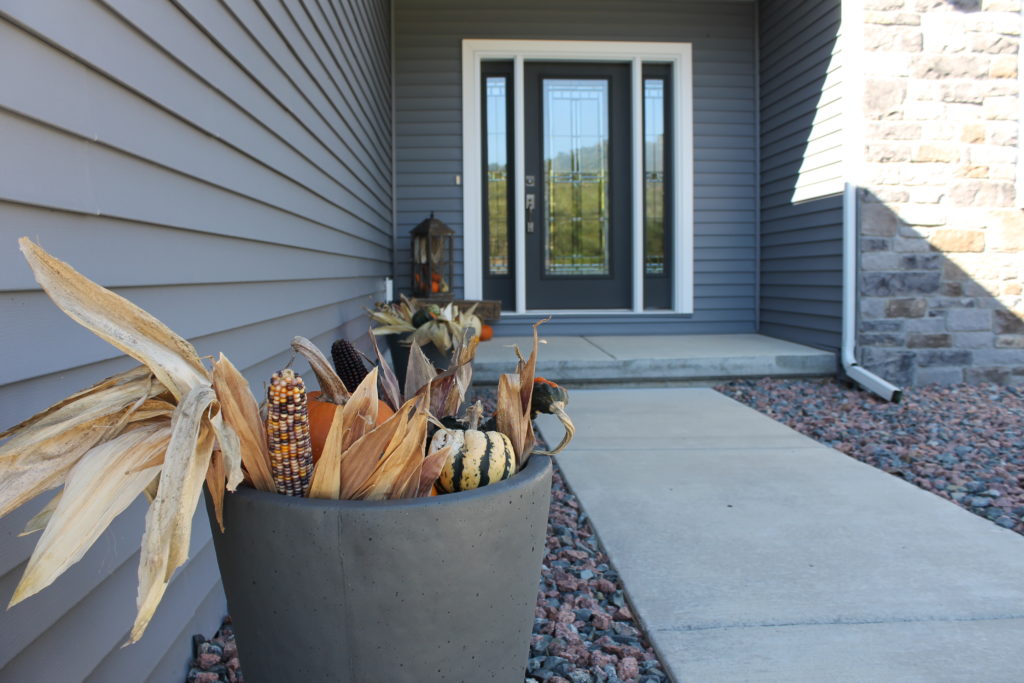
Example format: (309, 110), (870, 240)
(461, 39), (694, 314)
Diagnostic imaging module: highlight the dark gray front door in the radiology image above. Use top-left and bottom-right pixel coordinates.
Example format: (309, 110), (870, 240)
(524, 63), (632, 309)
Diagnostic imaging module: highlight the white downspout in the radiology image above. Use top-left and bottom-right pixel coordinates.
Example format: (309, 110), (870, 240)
(841, 0), (901, 403)
(842, 184), (902, 403)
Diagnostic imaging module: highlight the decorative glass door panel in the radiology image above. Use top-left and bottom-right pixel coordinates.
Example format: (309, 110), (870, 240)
(525, 63), (631, 310)
(542, 80), (610, 277)
(481, 62), (515, 308)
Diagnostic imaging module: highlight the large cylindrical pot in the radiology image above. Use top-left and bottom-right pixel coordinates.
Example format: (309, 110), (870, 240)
(385, 332), (450, 388)
(207, 454), (553, 683)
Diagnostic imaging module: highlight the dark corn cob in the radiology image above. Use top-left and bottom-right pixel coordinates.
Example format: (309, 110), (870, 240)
(266, 368), (314, 496)
(331, 338), (369, 392)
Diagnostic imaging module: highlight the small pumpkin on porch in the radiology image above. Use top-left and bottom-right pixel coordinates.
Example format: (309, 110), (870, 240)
(429, 402), (516, 493)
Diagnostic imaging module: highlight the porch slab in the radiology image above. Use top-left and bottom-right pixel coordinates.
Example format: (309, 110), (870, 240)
(472, 333), (835, 385)
(547, 388), (1024, 682)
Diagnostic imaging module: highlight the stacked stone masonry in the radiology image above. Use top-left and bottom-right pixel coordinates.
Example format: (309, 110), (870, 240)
(859, 0), (1024, 384)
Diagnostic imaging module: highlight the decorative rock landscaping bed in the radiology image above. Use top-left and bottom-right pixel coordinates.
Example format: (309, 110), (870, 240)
(716, 378), (1024, 535)
(526, 464), (667, 683)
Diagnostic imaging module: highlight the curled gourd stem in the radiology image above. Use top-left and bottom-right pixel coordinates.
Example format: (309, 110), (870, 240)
(464, 400), (484, 431)
(532, 401), (575, 456)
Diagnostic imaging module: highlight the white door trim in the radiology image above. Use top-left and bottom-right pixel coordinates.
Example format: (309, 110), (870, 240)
(461, 39), (694, 314)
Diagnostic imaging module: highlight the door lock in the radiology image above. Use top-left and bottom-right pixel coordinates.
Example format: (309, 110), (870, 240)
(525, 193), (536, 233)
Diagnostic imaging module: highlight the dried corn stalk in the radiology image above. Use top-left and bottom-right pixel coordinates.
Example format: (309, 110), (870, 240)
(3, 238), (256, 644)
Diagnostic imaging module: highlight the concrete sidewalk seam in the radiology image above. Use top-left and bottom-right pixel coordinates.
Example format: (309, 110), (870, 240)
(654, 613), (1024, 634)
(578, 335), (617, 359)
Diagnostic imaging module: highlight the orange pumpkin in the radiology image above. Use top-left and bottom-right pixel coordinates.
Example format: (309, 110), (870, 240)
(307, 391), (395, 463)
(479, 324), (494, 341)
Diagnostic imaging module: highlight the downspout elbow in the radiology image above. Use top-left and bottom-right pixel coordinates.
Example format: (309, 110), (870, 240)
(842, 183), (903, 403)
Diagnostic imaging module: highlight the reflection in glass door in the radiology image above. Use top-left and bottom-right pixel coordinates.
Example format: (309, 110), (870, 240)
(543, 79), (610, 277)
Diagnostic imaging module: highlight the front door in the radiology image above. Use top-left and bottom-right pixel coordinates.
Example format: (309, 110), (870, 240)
(524, 63), (632, 309)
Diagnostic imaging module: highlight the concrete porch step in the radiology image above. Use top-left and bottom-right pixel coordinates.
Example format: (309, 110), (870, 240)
(472, 333), (836, 386)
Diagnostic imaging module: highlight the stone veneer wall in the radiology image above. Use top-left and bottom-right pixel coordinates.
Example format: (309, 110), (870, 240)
(858, 0), (1024, 385)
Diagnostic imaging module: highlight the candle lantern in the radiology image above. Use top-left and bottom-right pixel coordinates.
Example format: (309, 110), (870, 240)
(411, 212), (454, 299)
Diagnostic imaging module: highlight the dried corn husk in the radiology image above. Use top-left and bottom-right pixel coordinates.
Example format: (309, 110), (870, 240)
(211, 355), (273, 493)
(0, 365), (151, 441)
(308, 405), (346, 499)
(5, 238), (255, 645)
(404, 342), (436, 399)
(496, 321), (543, 467)
(132, 386), (217, 643)
(19, 490), (63, 537)
(308, 373), (444, 502)
(369, 332), (401, 411)
(0, 368), (163, 518)
(290, 336), (350, 404)
(10, 424), (168, 606)
(205, 448), (227, 532)
(19, 240), (209, 401)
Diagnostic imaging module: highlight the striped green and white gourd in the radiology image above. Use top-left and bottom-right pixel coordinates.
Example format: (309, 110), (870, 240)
(429, 401), (516, 493)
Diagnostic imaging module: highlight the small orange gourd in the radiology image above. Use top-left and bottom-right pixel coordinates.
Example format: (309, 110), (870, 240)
(307, 390), (395, 463)
(479, 324), (494, 341)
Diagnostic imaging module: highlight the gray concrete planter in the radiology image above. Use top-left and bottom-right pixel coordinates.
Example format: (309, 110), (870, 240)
(207, 454), (552, 682)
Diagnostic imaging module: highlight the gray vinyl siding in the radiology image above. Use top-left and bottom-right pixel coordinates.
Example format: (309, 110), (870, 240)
(758, 0), (844, 350)
(0, 1), (391, 679)
(394, 0), (758, 335)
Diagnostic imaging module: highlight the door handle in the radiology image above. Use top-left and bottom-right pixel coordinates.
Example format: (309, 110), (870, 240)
(525, 193), (536, 233)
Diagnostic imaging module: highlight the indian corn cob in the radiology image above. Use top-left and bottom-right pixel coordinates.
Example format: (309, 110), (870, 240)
(331, 338), (369, 392)
(266, 368), (314, 496)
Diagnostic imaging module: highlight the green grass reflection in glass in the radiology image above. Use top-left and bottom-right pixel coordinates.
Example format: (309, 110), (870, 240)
(644, 78), (666, 276)
(486, 76), (509, 275)
(543, 79), (610, 276)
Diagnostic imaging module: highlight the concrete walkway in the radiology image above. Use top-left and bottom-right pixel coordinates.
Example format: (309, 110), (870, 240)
(473, 334), (834, 385)
(543, 387), (1024, 682)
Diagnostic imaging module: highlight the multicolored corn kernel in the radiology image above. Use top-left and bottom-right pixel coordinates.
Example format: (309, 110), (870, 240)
(266, 368), (314, 496)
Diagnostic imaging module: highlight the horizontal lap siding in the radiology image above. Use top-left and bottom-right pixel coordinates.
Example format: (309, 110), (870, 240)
(758, 0), (843, 350)
(0, 0), (391, 679)
(394, 0), (757, 335)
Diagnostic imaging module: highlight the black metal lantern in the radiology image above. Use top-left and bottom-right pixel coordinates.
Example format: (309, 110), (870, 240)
(411, 212), (454, 299)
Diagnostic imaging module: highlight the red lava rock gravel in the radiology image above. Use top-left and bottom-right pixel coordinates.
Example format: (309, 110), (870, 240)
(716, 378), (1024, 534)
(186, 619), (242, 682)
(527, 463), (666, 683)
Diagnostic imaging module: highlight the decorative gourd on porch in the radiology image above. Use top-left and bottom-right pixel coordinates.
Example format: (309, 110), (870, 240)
(530, 377), (576, 456)
(430, 402), (516, 493)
